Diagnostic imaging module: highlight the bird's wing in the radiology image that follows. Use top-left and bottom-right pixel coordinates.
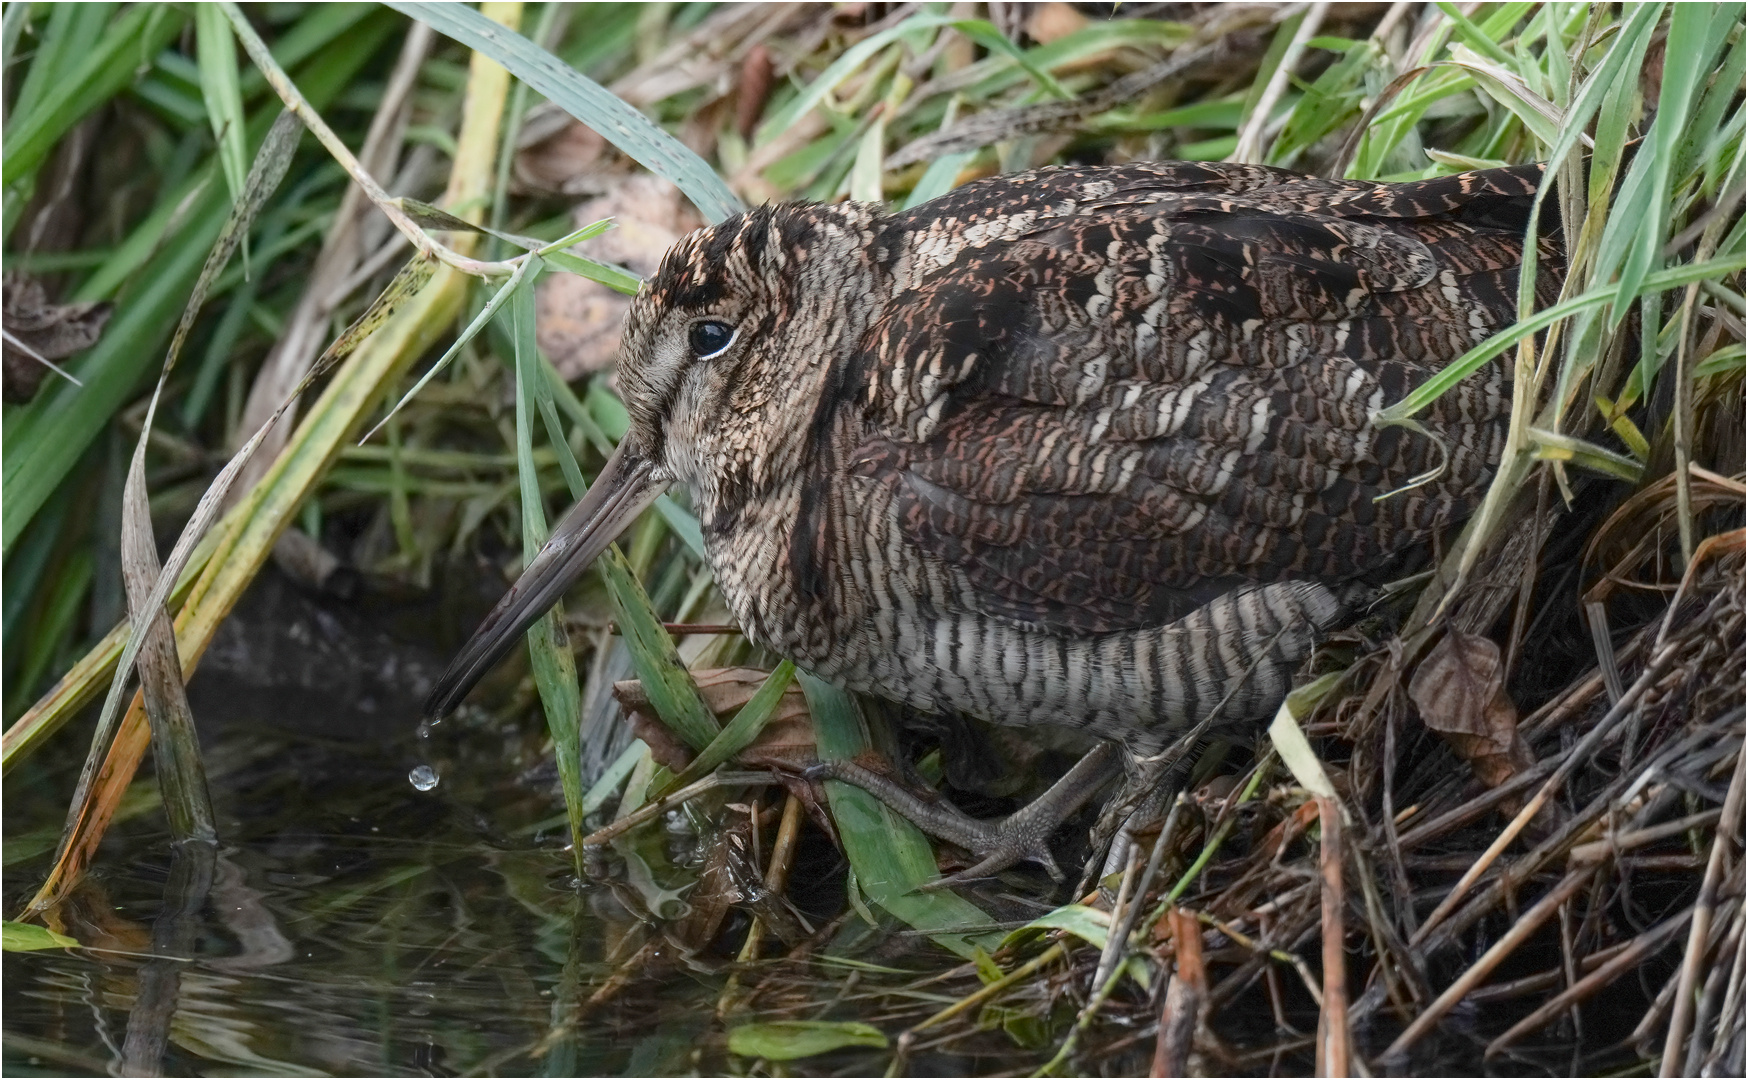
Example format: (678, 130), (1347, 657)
(841, 166), (1560, 635)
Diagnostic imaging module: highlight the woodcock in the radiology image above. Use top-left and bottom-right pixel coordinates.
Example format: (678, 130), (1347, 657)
(428, 160), (1563, 879)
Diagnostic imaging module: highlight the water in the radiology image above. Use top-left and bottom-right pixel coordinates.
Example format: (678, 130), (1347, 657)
(0, 563), (919, 1077)
(4, 703), (636, 1076)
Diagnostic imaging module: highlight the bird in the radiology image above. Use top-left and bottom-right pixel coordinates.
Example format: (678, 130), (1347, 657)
(426, 159), (1563, 880)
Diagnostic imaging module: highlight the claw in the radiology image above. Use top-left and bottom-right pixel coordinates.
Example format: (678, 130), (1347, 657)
(822, 742), (1122, 888)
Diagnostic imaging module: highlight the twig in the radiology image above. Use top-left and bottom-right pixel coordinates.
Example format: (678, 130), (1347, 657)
(1316, 795), (1349, 1077)
(1096, 798), (1183, 992)
(1702, 907), (1747, 1072)
(1485, 905), (1694, 1059)
(1195, 910), (1324, 1008)
(1411, 640), (1682, 945)
(1567, 808), (1723, 865)
(1659, 743), (1745, 1077)
(1384, 867), (1596, 1059)
(1684, 902), (1743, 1077)
(1152, 907), (1206, 1077)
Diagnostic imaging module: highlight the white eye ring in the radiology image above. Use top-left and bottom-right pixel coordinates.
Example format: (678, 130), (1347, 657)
(688, 320), (738, 360)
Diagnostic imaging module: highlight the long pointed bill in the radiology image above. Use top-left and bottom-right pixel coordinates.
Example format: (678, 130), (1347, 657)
(425, 442), (667, 718)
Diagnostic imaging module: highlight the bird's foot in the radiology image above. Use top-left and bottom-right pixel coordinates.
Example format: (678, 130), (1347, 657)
(809, 742), (1122, 889)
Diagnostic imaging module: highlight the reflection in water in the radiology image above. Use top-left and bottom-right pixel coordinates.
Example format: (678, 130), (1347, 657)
(120, 841), (215, 1077)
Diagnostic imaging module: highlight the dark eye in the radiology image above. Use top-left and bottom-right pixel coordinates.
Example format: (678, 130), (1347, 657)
(688, 320), (736, 359)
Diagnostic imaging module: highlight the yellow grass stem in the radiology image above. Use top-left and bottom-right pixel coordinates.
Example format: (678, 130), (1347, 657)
(19, 2), (523, 919)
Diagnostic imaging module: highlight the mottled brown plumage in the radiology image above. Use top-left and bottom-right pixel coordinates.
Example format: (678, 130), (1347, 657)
(429, 161), (1561, 864)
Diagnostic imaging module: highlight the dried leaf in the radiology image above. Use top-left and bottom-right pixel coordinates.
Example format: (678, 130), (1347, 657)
(1, 276), (110, 403)
(614, 666), (813, 773)
(735, 44), (774, 139)
(535, 176), (699, 379)
(1408, 632), (1535, 788)
(1026, 3), (1089, 45)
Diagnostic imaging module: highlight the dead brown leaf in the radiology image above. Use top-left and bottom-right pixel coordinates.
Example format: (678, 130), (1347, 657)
(2, 274), (111, 403)
(614, 666), (835, 841)
(736, 43), (775, 139)
(535, 175), (701, 380)
(514, 119), (613, 196)
(614, 666), (815, 773)
(1408, 631), (1535, 789)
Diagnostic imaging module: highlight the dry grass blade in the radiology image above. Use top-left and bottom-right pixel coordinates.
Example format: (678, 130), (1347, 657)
(1385, 868), (1598, 1060)
(233, 19), (435, 496)
(1486, 905), (1694, 1060)
(17, 6), (519, 917)
(1659, 743), (1746, 1077)
(38, 110), (305, 872)
(1315, 795), (1348, 1077)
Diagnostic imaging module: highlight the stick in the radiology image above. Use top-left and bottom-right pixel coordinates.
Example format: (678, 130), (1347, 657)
(1316, 796), (1349, 1077)
(1385, 867), (1595, 1059)
(1411, 640), (1681, 946)
(1152, 907), (1206, 1077)
(1485, 905), (1693, 1059)
(1659, 744), (1745, 1077)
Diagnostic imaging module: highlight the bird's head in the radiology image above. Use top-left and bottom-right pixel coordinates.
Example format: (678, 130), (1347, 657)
(424, 201), (886, 718)
(616, 200), (886, 514)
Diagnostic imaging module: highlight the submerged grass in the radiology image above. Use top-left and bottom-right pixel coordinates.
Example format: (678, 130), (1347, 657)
(3, 2), (1743, 1075)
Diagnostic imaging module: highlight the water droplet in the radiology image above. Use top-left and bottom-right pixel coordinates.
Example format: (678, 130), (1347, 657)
(408, 764), (439, 791)
(415, 718), (437, 740)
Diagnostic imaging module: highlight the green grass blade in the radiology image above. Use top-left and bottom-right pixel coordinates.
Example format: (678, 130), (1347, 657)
(903, 150), (975, 210)
(2, 4), (187, 183)
(2, 14), (398, 553)
(951, 20), (1072, 101)
(233, 3), (377, 102)
(1694, 343), (1746, 379)
(1376, 253), (1747, 427)
(801, 673), (1000, 960)
(365, 255), (534, 441)
(1433, 0), (1518, 67)
(386, 0), (742, 224)
(195, 3), (249, 206)
(536, 217), (616, 255)
(541, 250), (642, 295)
(2, 527), (223, 774)
(759, 14), (961, 143)
(651, 497), (706, 562)
(1610, 3), (1723, 320)
(599, 548), (720, 752)
(7, 4), (115, 138)
(511, 254), (586, 867)
(0, 2), (33, 88)
(727, 1021), (886, 1061)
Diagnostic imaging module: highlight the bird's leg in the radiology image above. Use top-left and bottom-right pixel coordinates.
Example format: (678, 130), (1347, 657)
(1073, 737), (1216, 899)
(810, 742), (1123, 887)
